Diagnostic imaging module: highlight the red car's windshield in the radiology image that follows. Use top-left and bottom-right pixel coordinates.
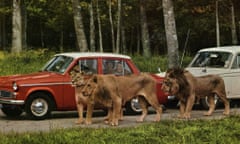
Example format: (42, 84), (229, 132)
(41, 56), (73, 74)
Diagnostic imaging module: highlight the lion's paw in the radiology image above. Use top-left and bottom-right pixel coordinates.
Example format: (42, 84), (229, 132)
(203, 112), (212, 116)
(136, 118), (144, 122)
(85, 120), (92, 125)
(223, 111), (230, 115)
(75, 119), (84, 125)
(110, 122), (118, 126)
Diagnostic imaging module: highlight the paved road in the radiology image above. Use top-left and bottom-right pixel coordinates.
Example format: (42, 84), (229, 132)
(1, 107), (240, 133)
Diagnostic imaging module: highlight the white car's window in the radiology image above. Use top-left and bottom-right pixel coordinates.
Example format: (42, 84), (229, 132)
(190, 52), (232, 68)
(231, 54), (240, 69)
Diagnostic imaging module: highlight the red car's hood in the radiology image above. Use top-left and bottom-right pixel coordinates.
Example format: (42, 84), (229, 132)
(0, 71), (65, 87)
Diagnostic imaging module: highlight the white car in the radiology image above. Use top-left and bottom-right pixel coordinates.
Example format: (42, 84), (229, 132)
(186, 46), (240, 108)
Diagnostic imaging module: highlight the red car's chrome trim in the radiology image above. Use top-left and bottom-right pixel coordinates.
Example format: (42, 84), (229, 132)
(0, 99), (24, 105)
(20, 82), (71, 87)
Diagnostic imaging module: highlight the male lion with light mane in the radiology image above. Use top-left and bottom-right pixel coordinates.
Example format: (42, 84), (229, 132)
(161, 67), (230, 119)
(81, 73), (163, 126)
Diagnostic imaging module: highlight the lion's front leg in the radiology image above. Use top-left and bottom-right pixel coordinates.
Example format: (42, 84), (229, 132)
(104, 108), (113, 124)
(178, 101), (186, 118)
(75, 103), (84, 124)
(111, 98), (122, 126)
(85, 103), (94, 125)
(183, 94), (195, 119)
(75, 89), (85, 124)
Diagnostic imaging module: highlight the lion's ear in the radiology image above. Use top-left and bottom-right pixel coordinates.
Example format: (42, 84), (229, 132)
(93, 75), (98, 83)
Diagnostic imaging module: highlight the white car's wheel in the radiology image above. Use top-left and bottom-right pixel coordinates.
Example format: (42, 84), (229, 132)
(200, 95), (219, 110)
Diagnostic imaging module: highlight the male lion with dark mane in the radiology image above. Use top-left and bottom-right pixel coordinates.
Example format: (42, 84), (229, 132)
(81, 73), (163, 126)
(161, 67), (230, 119)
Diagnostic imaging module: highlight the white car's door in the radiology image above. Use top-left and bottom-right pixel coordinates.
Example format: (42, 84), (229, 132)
(221, 70), (240, 98)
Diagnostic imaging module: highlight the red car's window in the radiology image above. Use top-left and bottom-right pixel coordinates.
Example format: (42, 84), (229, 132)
(102, 59), (132, 76)
(78, 59), (98, 75)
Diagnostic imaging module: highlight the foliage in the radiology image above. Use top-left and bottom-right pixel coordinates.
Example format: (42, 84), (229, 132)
(0, 115), (240, 144)
(132, 54), (192, 73)
(2, 0), (240, 54)
(0, 49), (53, 76)
(0, 50), (192, 76)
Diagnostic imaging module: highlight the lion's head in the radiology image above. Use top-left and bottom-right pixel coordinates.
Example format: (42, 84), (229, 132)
(161, 67), (189, 96)
(81, 75), (98, 97)
(69, 65), (86, 87)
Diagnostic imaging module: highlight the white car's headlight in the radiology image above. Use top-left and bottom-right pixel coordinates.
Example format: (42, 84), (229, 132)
(13, 82), (18, 91)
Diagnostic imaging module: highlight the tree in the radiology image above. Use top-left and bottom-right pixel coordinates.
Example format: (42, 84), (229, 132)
(89, 0), (96, 52)
(72, 0), (88, 52)
(115, 0), (121, 53)
(0, 0), (7, 50)
(230, 0), (238, 45)
(12, 0), (22, 53)
(162, 0), (179, 68)
(96, 0), (103, 52)
(107, 0), (115, 52)
(140, 0), (150, 58)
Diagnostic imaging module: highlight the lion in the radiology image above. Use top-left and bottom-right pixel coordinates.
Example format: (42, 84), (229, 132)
(161, 67), (230, 119)
(70, 65), (121, 125)
(81, 73), (163, 126)
(69, 65), (92, 124)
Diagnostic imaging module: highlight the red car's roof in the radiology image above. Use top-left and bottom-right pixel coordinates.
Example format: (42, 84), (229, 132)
(55, 52), (131, 59)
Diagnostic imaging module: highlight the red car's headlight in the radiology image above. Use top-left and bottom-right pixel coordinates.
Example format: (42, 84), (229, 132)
(12, 82), (18, 91)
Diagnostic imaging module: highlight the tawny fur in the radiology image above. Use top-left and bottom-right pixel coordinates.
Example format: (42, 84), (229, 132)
(81, 73), (163, 126)
(161, 68), (230, 119)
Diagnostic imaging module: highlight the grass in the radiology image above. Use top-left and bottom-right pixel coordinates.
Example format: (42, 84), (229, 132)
(0, 115), (240, 144)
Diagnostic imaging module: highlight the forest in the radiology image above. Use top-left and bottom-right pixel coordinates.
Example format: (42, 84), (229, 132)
(0, 0), (240, 58)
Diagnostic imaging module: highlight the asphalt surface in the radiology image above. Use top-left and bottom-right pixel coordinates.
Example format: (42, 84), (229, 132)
(1, 107), (240, 134)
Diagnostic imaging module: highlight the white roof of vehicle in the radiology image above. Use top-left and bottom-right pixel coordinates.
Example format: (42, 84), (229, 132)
(199, 46), (240, 53)
(55, 52), (131, 59)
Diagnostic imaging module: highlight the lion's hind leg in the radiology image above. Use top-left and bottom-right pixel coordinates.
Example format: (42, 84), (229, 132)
(141, 95), (162, 122)
(136, 97), (148, 122)
(216, 91), (230, 115)
(203, 95), (215, 116)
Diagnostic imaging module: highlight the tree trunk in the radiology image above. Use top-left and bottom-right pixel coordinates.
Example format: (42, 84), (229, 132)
(162, 0), (179, 68)
(12, 0), (22, 53)
(89, 0), (96, 52)
(108, 0), (115, 52)
(97, 0), (103, 52)
(72, 0), (88, 52)
(121, 27), (126, 54)
(21, 0), (27, 49)
(115, 0), (121, 53)
(60, 30), (63, 52)
(216, 0), (220, 47)
(230, 1), (238, 45)
(0, 0), (6, 50)
(140, 0), (150, 58)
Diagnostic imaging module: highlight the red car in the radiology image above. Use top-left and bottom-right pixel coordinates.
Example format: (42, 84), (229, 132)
(0, 52), (167, 120)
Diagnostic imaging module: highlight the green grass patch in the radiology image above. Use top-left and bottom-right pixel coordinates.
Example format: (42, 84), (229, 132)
(0, 115), (240, 144)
